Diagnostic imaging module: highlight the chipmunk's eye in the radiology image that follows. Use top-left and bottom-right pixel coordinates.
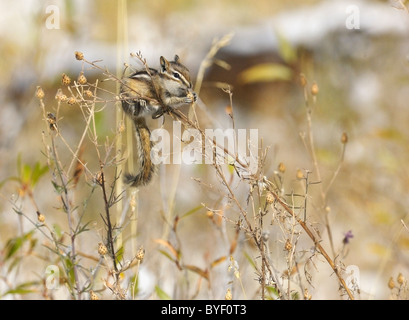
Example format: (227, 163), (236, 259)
(173, 72), (180, 79)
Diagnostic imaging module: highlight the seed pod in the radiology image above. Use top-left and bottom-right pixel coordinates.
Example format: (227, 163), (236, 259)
(78, 72), (87, 85)
(67, 96), (76, 105)
(397, 273), (405, 285)
(75, 51), (84, 61)
(388, 277), (395, 290)
(311, 82), (319, 96)
(36, 86), (45, 100)
(278, 162), (286, 173)
(266, 192), (274, 204)
(61, 73), (71, 86)
(225, 288), (232, 300)
(284, 239), (292, 251)
(136, 246), (145, 262)
(89, 290), (99, 300)
(98, 242), (108, 256)
(37, 211), (45, 223)
(341, 132), (348, 144)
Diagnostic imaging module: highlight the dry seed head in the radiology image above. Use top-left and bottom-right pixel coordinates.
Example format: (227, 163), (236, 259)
(60, 94), (68, 102)
(37, 214), (45, 223)
(84, 89), (93, 98)
(278, 162), (286, 173)
(304, 288), (312, 300)
(284, 239), (292, 251)
(67, 96), (76, 105)
(311, 82), (319, 96)
(75, 51), (84, 61)
(89, 290), (99, 300)
(225, 288), (232, 300)
(341, 132), (348, 144)
(98, 242), (108, 256)
(36, 211), (45, 223)
(77, 72), (87, 85)
(388, 277), (395, 290)
(266, 192), (274, 204)
(36, 86), (45, 100)
(61, 73), (71, 86)
(397, 273), (405, 285)
(296, 169), (304, 180)
(95, 171), (103, 184)
(206, 210), (214, 218)
(136, 246), (145, 262)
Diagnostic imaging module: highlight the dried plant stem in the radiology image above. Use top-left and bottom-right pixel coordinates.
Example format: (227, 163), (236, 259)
(50, 135), (82, 299)
(266, 184), (354, 300)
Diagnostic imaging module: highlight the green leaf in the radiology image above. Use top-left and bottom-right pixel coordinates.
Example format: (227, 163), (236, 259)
(4, 230), (35, 260)
(116, 246), (124, 264)
(76, 221), (91, 235)
(243, 251), (257, 270)
(31, 161), (48, 186)
(276, 31), (297, 64)
(157, 249), (175, 263)
(2, 281), (38, 297)
(180, 205), (202, 219)
(266, 286), (280, 299)
(238, 63), (293, 84)
(129, 274), (139, 297)
(63, 256), (76, 287)
(155, 285), (171, 300)
(51, 180), (64, 194)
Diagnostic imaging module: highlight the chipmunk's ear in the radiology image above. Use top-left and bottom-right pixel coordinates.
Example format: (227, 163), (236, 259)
(174, 55), (180, 63)
(160, 56), (170, 72)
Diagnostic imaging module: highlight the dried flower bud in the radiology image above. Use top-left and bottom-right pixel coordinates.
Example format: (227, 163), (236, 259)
(388, 277), (395, 290)
(61, 73), (71, 86)
(311, 82), (319, 96)
(278, 162), (286, 173)
(89, 290), (99, 300)
(296, 169), (304, 180)
(95, 172), (103, 185)
(284, 239), (292, 251)
(84, 90), (93, 98)
(67, 96), (76, 105)
(77, 72), (87, 85)
(36, 211), (45, 223)
(304, 288), (312, 300)
(266, 192), (274, 204)
(98, 242), (108, 256)
(36, 86), (45, 100)
(299, 73), (307, 87)
(225, 288), (232, 300)
(206, 210), (214, 218)
(397, 273), (405, 285)
(136, 246), (145, 262)
(75, 51), (84, 61)
(341, 132), (348, 144)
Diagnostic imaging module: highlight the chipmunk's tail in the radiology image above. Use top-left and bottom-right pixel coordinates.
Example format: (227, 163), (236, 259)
(124, 116), (155, 187)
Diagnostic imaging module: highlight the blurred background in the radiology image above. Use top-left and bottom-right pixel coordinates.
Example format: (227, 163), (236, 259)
(1, 0), (409, 300)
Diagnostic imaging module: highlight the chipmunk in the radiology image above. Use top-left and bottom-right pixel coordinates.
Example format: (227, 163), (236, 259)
(120, 55), (197, 187)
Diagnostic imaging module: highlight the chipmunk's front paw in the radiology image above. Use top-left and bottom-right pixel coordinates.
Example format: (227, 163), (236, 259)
(185, 91), (197, 104)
